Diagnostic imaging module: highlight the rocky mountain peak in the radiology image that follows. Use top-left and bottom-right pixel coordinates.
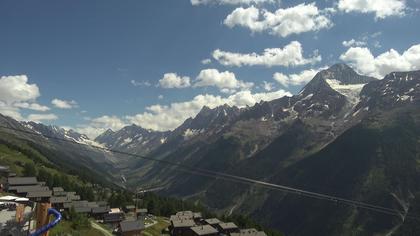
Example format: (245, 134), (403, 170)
(320, 63), (376, 84)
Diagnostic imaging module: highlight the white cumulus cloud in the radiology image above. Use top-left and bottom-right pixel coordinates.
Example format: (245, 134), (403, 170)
(194, 69), (253, 93)
(0, 75), (52, 121)
(0, 75), (40, 104)
(338, 0), (406, 19)
(159, 73), (191, 89)
(340, 44), (420, 78)
(213, 41), (321, 67)
(75, 115), (128, 139)
(27, 113), (58, 122)
(224, 3), (332, 37)
(273, 69), (320, 87)
(14, 102), (50, 111)
(51, 99), (78, 109)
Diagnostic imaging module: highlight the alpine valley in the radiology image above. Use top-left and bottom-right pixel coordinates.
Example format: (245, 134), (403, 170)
(1, 64), (419, 236)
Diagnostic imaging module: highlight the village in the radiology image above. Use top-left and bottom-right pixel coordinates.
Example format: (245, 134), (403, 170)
(0, 165), (267, 236)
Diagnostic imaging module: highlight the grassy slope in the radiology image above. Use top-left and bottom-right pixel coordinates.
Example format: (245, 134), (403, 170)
(49, 220), (107, 236)
(144, 217), (170, 236)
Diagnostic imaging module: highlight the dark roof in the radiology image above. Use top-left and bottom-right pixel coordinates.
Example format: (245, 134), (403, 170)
(87, 202), (99, 208)
(74, 207), (92, 213)
(204, 218), (221, 225)
(92, 206), (110, 214)
(8, 177), (38, 186)
(16, 186), (49, 193)
(63, 200), (89, 209)
(0, 165), (10, 172)
(52, 187), (64, 192)
(97, 201), (108, 206)
(71, 200), (88, 207)
(103, 213), (124, 223)
(50, 196), (71, 204)
(138, 208), (148, 213)
(190, 225), (218, 235)
(218, 222), (238, 230)
(53, 191), (68, 196)
(119, 220), (145, 232)
(26, 190), (52, 198)
(68, 195), (80, 201)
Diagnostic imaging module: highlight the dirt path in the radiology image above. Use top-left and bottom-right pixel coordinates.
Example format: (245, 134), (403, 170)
(91, 221), (113, 236)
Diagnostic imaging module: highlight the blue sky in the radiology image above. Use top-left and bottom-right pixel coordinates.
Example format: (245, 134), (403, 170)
(0, 0), (419, 138)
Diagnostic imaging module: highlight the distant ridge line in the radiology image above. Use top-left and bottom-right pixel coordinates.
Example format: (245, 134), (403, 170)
(0, 124), (417, 220)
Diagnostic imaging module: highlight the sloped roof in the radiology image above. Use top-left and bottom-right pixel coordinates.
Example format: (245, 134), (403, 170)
(16, 186), (49, 193)
(218, 222), (238, 230)
(50, 196), (71, 204)
(53, 187), (64, 192)
(190, 225), (218, 235)
(120, 220), (145, 232)
(26, 190), (52, 198)
(92, 206), (110, 214)
(204, 218), (221, 225)
(8, 177), (38, 186)
(172, 219), (195, 228)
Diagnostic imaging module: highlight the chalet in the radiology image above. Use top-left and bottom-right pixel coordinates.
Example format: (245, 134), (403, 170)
(217, 222), (240, 235)
(104, 208), (125, 226)
(230, 228), (267, 236)
(66, 192), (81, 201)
(170, 219), (195, 236)
(6, 177), (39, 193)
(204, 218), (221, 228)
(52, 187), (64, 192)
(0, 165), (10, 178)
(124, 205), (136, 213)
(8, 172), (17, 177)
(190, 225), (219, 236)
(193, 212), (203, 223)
(26, 190), (52, 202)
(50, 196), (71, 210)
(7, 177), (38, 187)
(137, 208), (148, 216)
(16, 185), (50, 194)
(176, 211), (194, 219)
(74, 206), (92, 214)
(118, 220), (145, 236)
(52, 187), (66, 196)
(97, 201), (109, 207)
(92, 206), (110, 220)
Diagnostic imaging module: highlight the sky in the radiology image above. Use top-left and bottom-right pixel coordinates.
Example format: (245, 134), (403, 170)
(1, 0), (420, 138)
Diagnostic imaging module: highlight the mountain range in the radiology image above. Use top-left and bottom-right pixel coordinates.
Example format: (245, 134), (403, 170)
(1, 63), (419, 235)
